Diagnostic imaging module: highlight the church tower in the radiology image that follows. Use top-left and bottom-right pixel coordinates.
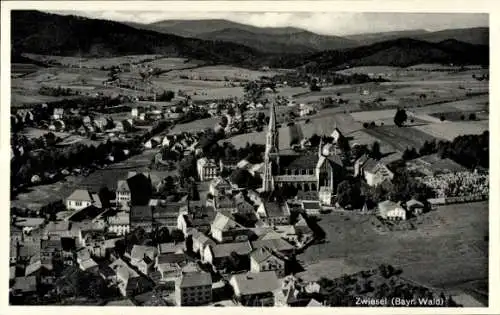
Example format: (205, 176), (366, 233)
(262, 88), (279, 192)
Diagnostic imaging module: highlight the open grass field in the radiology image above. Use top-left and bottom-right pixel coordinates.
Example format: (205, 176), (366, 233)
(299, 113), (362, 137)
(414, 121), (489, 141)
(429, 110), (488, 122)
(363, 125), (438, 151)
(23, 54), (164, 68)
(169, 117), (219, 134)
(299, 201), (488, 289)
(224, 126), (291, 149)
(167, 65), (281, 82)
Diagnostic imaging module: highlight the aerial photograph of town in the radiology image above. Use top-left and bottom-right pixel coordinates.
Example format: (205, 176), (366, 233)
(8, 8), (490, 308)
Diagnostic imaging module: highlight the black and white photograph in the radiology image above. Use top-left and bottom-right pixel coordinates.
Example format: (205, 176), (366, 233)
(3, 0), (496, 310)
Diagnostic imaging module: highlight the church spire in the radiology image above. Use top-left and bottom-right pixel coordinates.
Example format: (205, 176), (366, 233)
(262, 87), (279, 192)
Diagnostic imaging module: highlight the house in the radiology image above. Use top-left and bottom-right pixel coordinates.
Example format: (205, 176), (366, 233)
(378, 200), (407, 221)
(52, 108), (64, 120)
(406, 199), (425, 216)
(210, 212), (249, 243)
(155, 261), (181, 285)
(250, 247), (286, 278)
(188, 229), (216, 256)
(115, 180), (131, 210)
(126, 172), (154, 205)
(79, 257), (99, 273)
(301, 200), (321, 216)
(144, 138), (159, 149)
(257, 201), (291, 226)
(130, 245), (158, 267)
(150, 200), (182, 230)
(107, 211), (130, 235)
(175, 272), (212, 306)
(157, 242), (185, 255)
(109, 258), (149, 297)
(215, 195), (238, 213)
(354, 155), (394, 187)
(219, 157), (240, 172)
(229, 271), (281, 306)
(203, 241), (252, 269)
(307, 299), (323, 307)
(40, 239), (63, 262)
(11, 224), (23, 243)
(209, 177), (232, 197)
(235, 198), (255, 215)
(25, 260), (54, 285)
(177, 211), (212, 236)
(66, 189), (101, 211)
(252, 234), (295, 256)
(130, 205), (153, 232)
(330, 127), (344, 144)
(197, 158), (219, 181)
(11, 276), (37, 296)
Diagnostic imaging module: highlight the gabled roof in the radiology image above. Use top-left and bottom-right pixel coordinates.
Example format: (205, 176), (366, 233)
(250, 247), (283, 264)
(210, 176), (231, 188)
(179, 272), (212, 288)
(307, 298), (322, 307)
(406, 199), (424, 208)
(190, 229), (216, 247)
(302, 201), (321, 210)
(252, 238), (295, 253)
(230, 271), (280, 296)
(210, 241), (252, 258)
(67, 189), (94, 202)
(109, 258), (139, 280)
(261, 201), (289, 218)
(157, 252), (186, 265)
(378, 200), (400, 212)
(130, 245), (157, 261)
(211, 212), (244, 232)
(116, 180), (130, 192)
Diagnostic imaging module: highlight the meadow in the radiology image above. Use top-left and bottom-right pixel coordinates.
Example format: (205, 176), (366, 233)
(298, 201), (488, 289)
(414, 121), (489, 141)
(363, 125), (438, 151)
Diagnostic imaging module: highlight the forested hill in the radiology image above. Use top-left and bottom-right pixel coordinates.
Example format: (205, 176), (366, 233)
(12, 11), (489, 70)
(11, 10), (262, 65)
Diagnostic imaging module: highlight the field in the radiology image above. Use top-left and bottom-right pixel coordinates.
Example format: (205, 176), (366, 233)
(165, 65), (281, 82)
(414, 121), (489, 141)
(224, 126), (291, 149)
(299, 201), (488, 289)
(363, 125), (438, 151)
(23, 54), (165, 68)
(169, 117), (219, 134)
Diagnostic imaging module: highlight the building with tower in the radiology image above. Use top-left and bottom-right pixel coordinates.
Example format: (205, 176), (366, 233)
(261, 89), (344, 197)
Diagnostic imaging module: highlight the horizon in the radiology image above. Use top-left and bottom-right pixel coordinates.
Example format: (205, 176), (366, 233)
(46, 11), (488, 36)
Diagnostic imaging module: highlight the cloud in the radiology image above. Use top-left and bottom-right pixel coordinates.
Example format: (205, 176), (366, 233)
(49, 11), (488, 35)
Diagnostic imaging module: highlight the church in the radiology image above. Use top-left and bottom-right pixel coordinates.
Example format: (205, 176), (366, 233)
(261, 91), (344, 201)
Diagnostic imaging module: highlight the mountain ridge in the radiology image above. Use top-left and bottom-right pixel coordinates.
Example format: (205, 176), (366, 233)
(12, 11), (489, 71)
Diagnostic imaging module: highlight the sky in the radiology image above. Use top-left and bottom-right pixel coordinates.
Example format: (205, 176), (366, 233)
(51, 11), (488, 36)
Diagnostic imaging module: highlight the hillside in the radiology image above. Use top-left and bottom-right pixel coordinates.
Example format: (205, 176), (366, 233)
(147, 19), (305, 37)
(344, 28), (489, 46)
(12, 11), (489, 71)
(197, 28), (358, 54)
(11, 11), (262, 65)
(412, 27), (489, 46)
(269, 38), (489, 70)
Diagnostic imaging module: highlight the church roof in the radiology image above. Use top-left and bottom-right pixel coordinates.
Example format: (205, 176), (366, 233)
(279, 153), (319, 170)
